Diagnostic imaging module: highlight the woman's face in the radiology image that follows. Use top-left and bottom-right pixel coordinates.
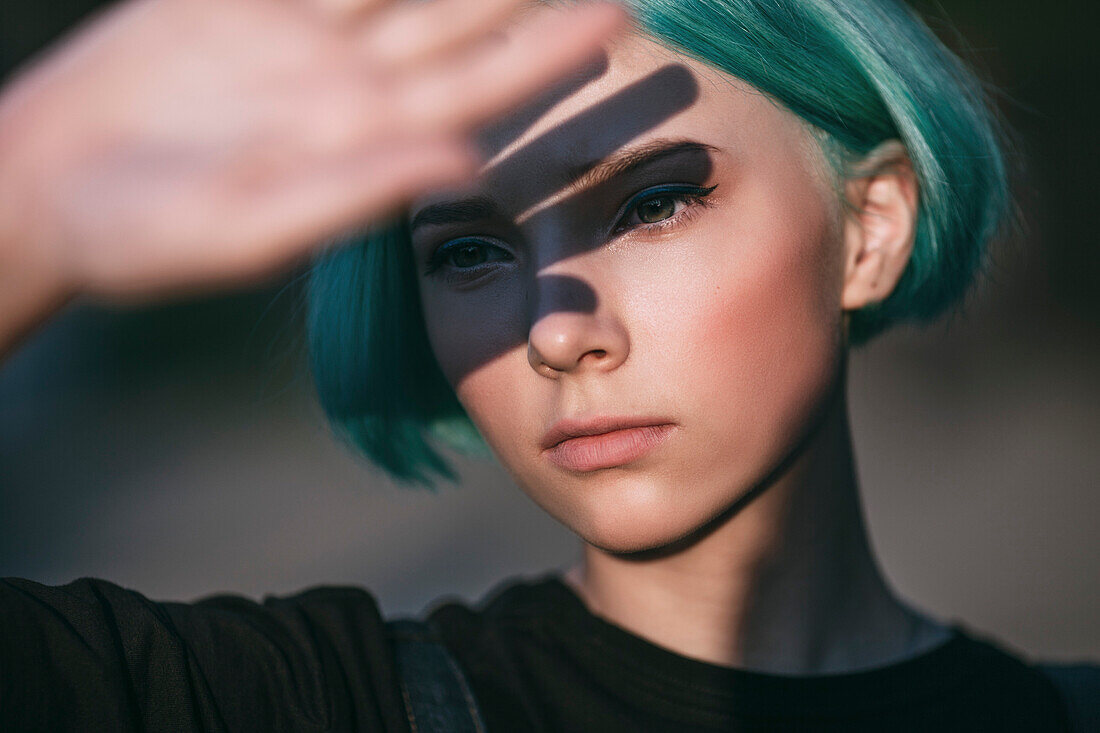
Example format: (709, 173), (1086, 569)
(409, 33), (848, 553)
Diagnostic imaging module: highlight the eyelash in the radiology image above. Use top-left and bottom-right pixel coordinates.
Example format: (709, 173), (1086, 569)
(423, 183), (718, 281)
(611, 183), (718, 237)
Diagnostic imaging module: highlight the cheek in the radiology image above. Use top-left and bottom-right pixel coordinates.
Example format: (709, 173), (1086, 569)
(683, 191), (845, 481)
(705, 255), (839, 408)
(421, 285), (541, 464)
(421, 284), (524, 387)
(716, 225), (838, 376)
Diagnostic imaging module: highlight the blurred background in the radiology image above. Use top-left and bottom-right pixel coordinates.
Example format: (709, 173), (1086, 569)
(1, 0), (1097, 662)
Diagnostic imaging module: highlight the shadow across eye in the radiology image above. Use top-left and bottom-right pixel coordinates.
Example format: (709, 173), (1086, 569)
(426, 238), (514, 275)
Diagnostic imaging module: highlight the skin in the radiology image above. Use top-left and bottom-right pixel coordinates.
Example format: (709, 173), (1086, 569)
(0, 0), (626, 358)
(411, 31), (949, 674)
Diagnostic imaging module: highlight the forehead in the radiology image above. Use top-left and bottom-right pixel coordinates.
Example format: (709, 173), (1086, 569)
(410, 32), (813, 218)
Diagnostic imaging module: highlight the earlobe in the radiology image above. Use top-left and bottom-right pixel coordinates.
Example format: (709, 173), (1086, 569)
(840, 141), (919, 311)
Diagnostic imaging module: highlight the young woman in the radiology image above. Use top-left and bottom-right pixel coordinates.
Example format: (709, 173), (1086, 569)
(0, 0), (1095, 730)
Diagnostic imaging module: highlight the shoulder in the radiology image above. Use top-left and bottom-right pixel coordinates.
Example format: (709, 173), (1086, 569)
(951, 623), (1100, 733)
(165, 582), (411, 729)
(425, 573), (567, 640)
(1035, 662), (1100, 733)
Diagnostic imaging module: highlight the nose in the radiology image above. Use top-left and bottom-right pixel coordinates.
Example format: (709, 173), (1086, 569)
(526, 274), (629, 378)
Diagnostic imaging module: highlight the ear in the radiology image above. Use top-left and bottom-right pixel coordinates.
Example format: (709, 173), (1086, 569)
(840, 141), (919, 311)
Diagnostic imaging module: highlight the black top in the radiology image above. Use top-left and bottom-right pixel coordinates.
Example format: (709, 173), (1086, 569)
(0, 574), (1079, 731)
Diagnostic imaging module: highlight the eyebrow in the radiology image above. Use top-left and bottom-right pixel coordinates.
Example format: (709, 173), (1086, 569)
(409, 196), (499, 232)
(564, 138), (719, 194)
(409, 139), (719, 233)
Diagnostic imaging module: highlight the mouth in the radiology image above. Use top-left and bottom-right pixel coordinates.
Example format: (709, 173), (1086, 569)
(541, 416), (677, 472)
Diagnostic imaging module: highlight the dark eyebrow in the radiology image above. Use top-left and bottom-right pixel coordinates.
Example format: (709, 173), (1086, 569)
(409, 139), (719, 233)
(563, 138), (720, 194)
(410, 195), (500, 234)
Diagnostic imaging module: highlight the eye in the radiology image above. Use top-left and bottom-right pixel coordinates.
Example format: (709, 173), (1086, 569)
(636, 196), (678, 224)
(444, 242), (500, 268)
(614, 184), (718, 235)
(425, 237), (513, 278)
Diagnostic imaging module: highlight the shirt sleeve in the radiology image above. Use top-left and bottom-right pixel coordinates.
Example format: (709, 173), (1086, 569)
(0, 577), (411, 732)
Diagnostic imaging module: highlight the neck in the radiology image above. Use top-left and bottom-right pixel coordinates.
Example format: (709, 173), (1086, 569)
(567, 382), (949, 674)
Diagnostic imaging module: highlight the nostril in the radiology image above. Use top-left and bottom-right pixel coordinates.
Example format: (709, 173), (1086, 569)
(527, 313), (629, 376)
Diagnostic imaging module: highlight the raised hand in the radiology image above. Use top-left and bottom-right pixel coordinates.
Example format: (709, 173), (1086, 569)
(0, 0), (625, 354)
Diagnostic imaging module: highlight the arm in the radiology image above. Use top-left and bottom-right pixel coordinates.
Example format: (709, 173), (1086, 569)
(0, 577), (408, 731)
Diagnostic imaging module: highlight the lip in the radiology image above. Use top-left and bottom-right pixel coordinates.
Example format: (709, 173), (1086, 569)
(541, 416), (677, 472)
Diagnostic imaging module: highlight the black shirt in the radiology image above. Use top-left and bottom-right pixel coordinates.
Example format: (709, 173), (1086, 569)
(0, 575), (1079, 731)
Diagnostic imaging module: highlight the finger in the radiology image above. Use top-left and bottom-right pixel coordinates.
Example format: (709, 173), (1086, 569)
(305, 0), (394, 24)
(360, 0), (527, 69)
(391, 3), (628, 134)
(219, 136), (479, 270)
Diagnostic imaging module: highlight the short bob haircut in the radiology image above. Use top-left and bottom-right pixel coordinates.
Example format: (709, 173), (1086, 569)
(307, 0), (1010, 485)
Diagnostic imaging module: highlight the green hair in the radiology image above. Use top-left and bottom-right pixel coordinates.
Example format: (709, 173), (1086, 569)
(308, 0), (1010, 485)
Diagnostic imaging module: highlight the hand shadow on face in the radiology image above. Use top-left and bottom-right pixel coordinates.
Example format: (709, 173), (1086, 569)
(479, 64), (702, 225)
(418, 61), (708, 384)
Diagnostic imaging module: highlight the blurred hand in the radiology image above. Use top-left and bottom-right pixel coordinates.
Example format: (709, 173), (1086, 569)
(0, 0), (625, 301)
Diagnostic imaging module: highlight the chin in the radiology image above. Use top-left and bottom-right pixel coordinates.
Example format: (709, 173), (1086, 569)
(577, 510), (724, 557)
(556, 471), (735, 556)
